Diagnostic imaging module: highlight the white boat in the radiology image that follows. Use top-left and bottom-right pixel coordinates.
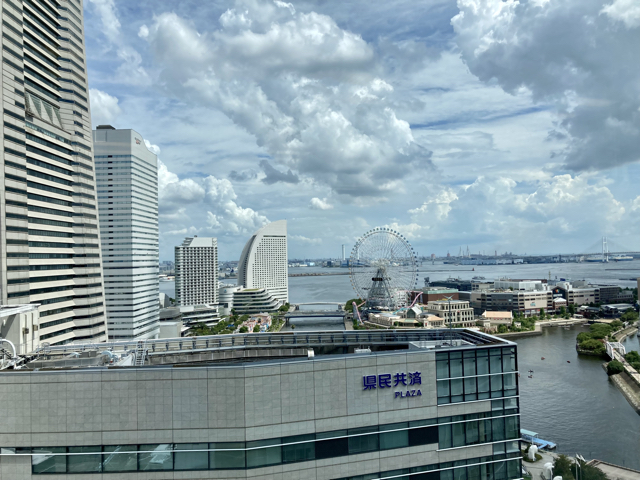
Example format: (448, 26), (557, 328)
(611, 255), (633, 261)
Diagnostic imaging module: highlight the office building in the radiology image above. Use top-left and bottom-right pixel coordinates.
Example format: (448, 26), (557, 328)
(494, 279), (545, 291)
(94, 127), (159, 340)
(423, 299), (476, 327)
(238, 219), (288, 304)
(553, 282), (599, 306)
(409, 287), (459, 305)
(1, 0), (107, 344)
(0, 329), (522, 479)
(465, 289), (553, 317)
(175, 236), (218, 306)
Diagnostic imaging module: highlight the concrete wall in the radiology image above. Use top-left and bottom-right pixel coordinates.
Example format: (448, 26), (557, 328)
(0, 349), (496, 479)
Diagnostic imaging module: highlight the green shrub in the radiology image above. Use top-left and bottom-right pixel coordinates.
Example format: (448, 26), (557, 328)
(621, 310), (639, 323)
(607, 360), (624, 376)
(589, 323), (613, 339)
(579, 339), (605, 355)
(577, 332), (592, 343)
(610, 320), (623, 330)
(625, 350), (640, 364)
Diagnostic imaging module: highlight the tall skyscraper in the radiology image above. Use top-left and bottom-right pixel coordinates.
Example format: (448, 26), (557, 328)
(1, 0), (107, 345)
(93, 127), (159, 340)
(238, 220), (288, 304)
(175, 237), (218, 307)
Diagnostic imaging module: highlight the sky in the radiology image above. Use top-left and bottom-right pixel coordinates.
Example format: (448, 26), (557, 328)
(84, 0), (640, 261)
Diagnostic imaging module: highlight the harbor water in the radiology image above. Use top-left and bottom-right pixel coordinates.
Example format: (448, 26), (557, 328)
(159, 260), (640, 467)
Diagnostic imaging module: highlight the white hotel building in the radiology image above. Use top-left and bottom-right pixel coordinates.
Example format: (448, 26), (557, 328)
(93, 126), (159, 340)
(1, 0), (107, 345)
(175, 236), (218, 307)
(238, 219), (288, 304)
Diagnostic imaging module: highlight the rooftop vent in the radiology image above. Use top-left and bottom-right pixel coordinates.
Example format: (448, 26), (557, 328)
(96, 125), (116, 130)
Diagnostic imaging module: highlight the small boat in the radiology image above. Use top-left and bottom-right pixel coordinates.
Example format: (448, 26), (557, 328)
(528, 375), (533, 378)
(567, 361), (571, 363)
(521, 429), (557, 450)
(541, 357), (545, 360)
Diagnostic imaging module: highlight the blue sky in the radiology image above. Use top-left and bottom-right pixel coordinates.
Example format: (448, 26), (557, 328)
(84, 0), (640, 261)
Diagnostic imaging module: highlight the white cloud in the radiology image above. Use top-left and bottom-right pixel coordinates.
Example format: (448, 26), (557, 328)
(138, 24), (150, 39)
(290, 234), (322, 245)
(139, 2), (434, 200)
(401, 173), (627, 252)
(601, 0), (640, 28)
(158, 160), (205, 215)
(89, 88), (121, 126)
(309, 197), (333, 210)
(144, 139), (161, 156)
(87, 0), (121, 43)
(116, 47), (150, 85)
(203, 176), (269, 235)
(408, 188), (458, 221)
(452, 0), (640, 171)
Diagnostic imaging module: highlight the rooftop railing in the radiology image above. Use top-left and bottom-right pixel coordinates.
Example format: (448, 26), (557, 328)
(31, 329), (509, 359)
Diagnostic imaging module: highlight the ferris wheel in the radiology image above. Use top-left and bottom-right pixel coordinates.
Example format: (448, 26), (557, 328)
(349, 227), (419, 310)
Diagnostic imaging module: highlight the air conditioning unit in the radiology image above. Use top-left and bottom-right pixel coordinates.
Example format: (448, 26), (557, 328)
(22, 327), (29, 334)
(33, 325), (38, 331)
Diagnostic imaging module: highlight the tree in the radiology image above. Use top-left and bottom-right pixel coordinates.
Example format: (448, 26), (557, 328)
(239, 326), (248, 333)
(344, 298), (363, 313)
(278, 303), (290, 313)
(574, 462), (608, 480)
(621, 310), (639, 323)
(539, 308), (545, 319)
(610, 320), (623, 331)
(625, 350), (640, 364)
(606, 360), (624, 376)
(559, 306), (567, 316)
(253, 325), (261, 333)
(553, 454), (575, 480)
(497, 324), (508, 334)
(579, 339), (606, 356)
(568, 304), (576, 315)
(589, 323), (613, 339)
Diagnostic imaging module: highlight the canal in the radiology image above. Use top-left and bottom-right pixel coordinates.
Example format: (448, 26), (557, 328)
(516, 325), (640, 469)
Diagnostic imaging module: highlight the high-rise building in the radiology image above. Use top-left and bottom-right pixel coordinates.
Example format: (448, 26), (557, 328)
(175, 237), (218, 306)
(93, 127), (159, 340)
(238, 220), (288, 304)
(1, 0), (107, 345)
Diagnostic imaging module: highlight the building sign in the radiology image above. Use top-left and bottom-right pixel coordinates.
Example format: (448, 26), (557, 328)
(363, 371), (422, 398)
(135, 138), (141, 145)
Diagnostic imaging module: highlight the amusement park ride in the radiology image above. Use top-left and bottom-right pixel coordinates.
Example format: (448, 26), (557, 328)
(348, 227), (421, 325)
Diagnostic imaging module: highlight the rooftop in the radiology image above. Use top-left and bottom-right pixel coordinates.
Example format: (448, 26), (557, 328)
(9, 329), (513, 371)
